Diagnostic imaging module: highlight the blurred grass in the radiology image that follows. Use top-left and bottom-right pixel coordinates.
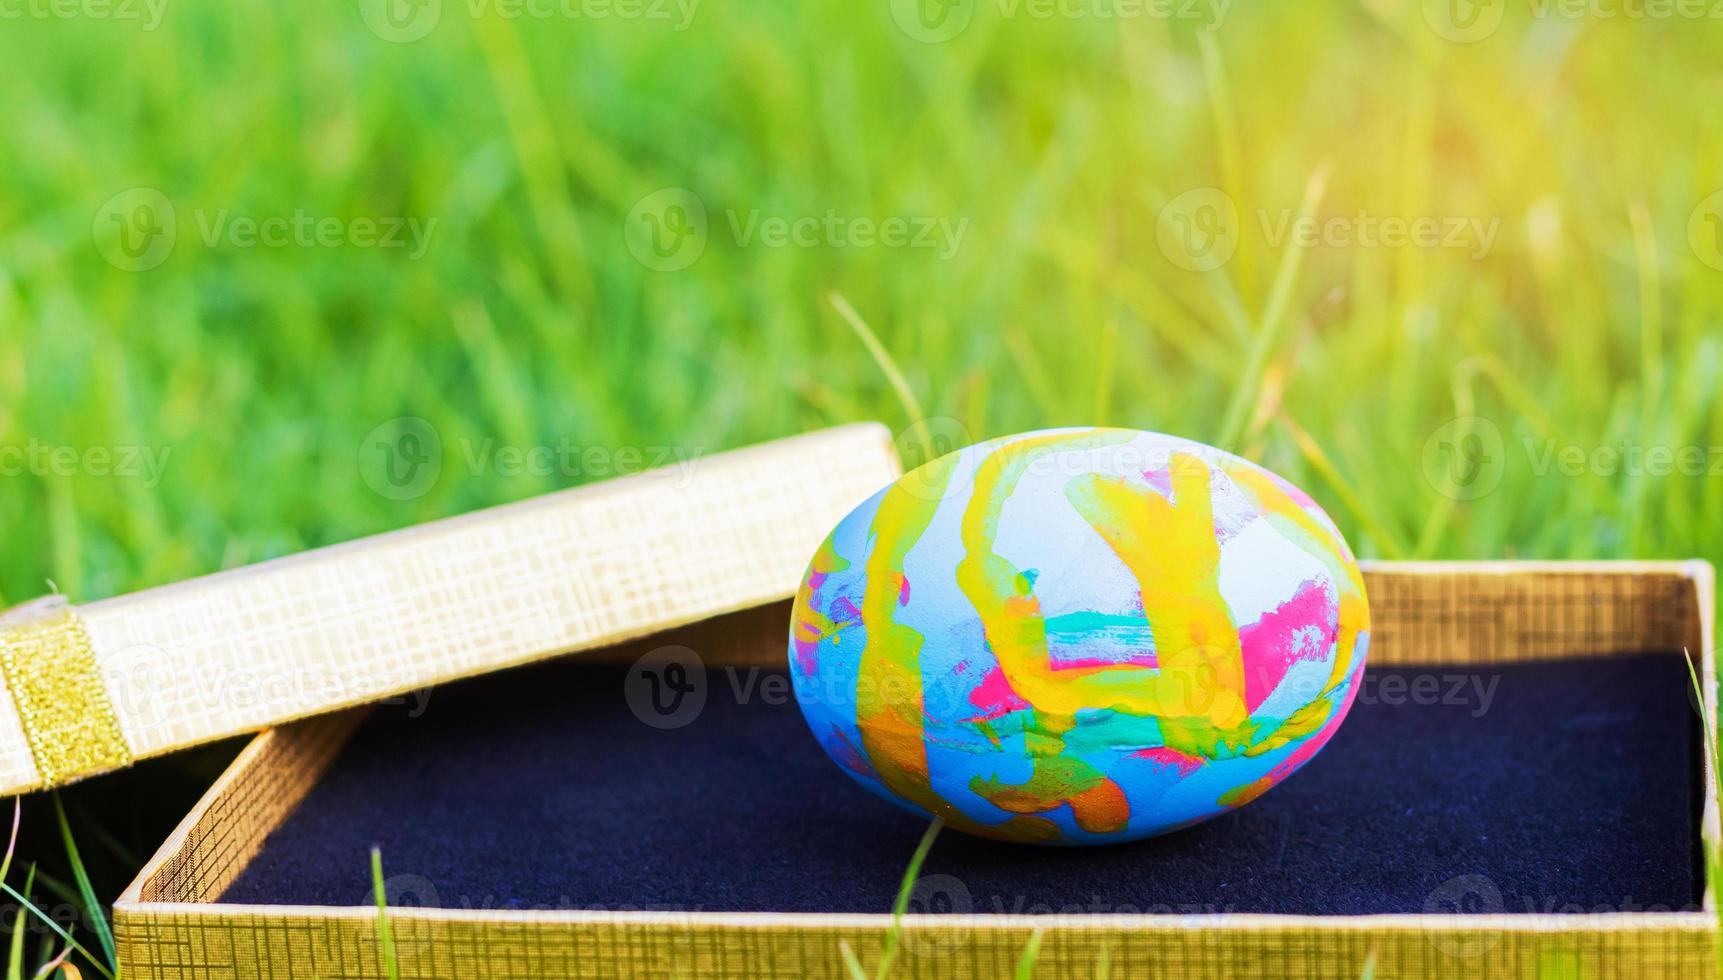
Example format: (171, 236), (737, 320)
(1, 4), (1719, 608)
(1, 1), (1723, 973)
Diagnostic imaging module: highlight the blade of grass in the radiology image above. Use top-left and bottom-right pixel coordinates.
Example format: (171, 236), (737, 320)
(1412, 360), (1484, 559)
(1277, 414), (1409, 559)
(51, 795), (113, 970)
(1004, 328), (1062, 422)
(468, 12), (593, 311)
(0, 798), (19, 888)
(0, 884), (111, 980)
(1683, 649), (1723, 952)
(1093, 319), (1117, 423)
(837, 941), (869, 980)
(1628, 199), (1663, 553)
(1203, 263), (1263, 349)
(1013, 928), (1046, 980)
(829, 291), (930, 457)
(1686, 649), (1720, 799)
(26, 874), (80, 912)
(1197, 31), (1254, 300)
(77, 822), (139, 879)
(371, 848), (400, 980)
(1094, 945), (1111, 980)
(1136, 177), (1255, 350)
(874, 817), (944, 980)
(1218, 164), (1330, 451)
(30, 932), (48, 977)
(32, 946), (73, 980)
(1449, 345), (1556, 440)
(1360, 949), (1378, 980)
(7, 875), (27, 980)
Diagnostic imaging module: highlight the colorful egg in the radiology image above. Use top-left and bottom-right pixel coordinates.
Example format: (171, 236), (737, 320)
(788, 428), (1370, 845)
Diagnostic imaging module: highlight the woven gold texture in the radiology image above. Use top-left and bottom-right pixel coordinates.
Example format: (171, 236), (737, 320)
(114, 562), (1719, 980)
(112, 911), (1718, 980)
(0, 424), (901, 795)
(0, 601), (132, 789)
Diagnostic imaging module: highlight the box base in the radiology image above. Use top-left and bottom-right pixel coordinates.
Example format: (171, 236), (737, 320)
(219, 651), (1703, 918)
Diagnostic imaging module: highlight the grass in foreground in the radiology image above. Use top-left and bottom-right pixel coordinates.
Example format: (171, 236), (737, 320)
(1687, 652), (1723, 976)
(371, 848), (400, 980)
(0, 796), (115, 980)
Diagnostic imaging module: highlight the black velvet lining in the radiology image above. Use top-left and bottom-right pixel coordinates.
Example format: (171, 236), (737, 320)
(221, 651), (1703, 917)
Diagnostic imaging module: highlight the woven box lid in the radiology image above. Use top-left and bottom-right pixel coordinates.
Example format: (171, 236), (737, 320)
(0, 424), (900, 795)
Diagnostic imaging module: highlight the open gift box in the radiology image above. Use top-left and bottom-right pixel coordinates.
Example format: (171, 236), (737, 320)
(2, 422), (1711, 978)
(109, 561), (1719, 980)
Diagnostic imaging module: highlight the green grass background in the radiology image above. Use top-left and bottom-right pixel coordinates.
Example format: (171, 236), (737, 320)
(1, 0), (1722, 973)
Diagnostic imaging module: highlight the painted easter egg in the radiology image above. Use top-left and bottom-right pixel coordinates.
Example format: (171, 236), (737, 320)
(788, 428), (1370, 845)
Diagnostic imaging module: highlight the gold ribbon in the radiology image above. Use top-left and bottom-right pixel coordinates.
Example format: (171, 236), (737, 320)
(0, 602), (132, 788)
